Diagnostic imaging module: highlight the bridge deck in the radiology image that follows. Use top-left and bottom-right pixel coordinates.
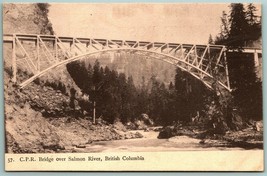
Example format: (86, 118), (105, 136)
(3, 33), (224, 49)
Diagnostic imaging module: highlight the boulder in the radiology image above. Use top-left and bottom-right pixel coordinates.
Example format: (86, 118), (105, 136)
(134, 132), (143, 138)
(158, 126), (174, 139)
(126, 122), (137, 130)
(141, 113), (154, 126)
(158, 126), (196, 139)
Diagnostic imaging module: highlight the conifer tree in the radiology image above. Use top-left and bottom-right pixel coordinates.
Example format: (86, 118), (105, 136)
(245, 3), (261, 42)
(215, 11), (230, 45)
(227, 3), (249, 50)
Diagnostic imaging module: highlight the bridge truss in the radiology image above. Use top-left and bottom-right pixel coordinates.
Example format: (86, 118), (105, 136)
(3, 33), (232, 91)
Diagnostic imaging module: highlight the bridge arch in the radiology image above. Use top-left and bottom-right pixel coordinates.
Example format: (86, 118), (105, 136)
(19, 48), (228, 91)
(3, 34), (231, 92)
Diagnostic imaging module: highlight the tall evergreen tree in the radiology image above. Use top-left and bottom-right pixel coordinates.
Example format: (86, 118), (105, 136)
(215, 11), (230, 45)
(245, 3), (261, 42)
(227, 3), (249, 50)
(246, 3), (258, 25)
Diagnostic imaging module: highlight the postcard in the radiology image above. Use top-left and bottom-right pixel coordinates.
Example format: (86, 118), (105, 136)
(3, 3), (263, 171)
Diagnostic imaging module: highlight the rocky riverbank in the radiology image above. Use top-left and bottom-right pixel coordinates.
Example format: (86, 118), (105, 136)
(4, 75), (145, 153)
(157, 122), (263, 149)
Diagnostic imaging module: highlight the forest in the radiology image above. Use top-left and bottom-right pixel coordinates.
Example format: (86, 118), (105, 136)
(66, 60), (212, 125)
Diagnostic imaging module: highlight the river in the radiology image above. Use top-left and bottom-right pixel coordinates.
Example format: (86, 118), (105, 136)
(71, 129), (249, 153)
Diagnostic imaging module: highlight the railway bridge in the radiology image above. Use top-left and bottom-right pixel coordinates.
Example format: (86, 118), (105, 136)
(3, 33), (262, 91)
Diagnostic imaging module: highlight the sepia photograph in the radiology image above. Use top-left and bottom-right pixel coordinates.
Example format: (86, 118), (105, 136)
(2, 2), (263, 171)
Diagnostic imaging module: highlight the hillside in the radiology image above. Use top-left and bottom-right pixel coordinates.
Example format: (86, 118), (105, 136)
(3, 3), (82, 96)
(3, 3), (145, 153)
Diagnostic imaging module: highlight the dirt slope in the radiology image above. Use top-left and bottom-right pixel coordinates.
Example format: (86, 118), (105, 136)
(3, 3), (141, 153)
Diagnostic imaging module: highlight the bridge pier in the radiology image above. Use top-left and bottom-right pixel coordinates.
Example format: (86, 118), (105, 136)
(223, 47), (230, 90)
(254, 50), (259, 67)
(55, 38), (58, 61)
(253, 49), (263, 81)
(12, 34), (17, 83)
(36, 35), (40, 73)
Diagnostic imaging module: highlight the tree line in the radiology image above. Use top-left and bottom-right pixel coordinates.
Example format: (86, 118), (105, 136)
(66, 60), (212, 125)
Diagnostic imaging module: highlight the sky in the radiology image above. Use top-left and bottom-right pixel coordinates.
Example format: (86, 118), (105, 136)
(48, 3), (261, 45)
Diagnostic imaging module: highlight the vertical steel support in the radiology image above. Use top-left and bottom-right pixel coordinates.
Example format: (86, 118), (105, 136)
(180, 44), (184, 60)
(70, 38), (74, 53)
(223, 47), (230, 90)
(199, 47), (205, 79)
(206, 45), (211, 74)
(55, 37), (58, 61)
(194, 45), (198, 66)
(12, 34), (17, 83)
(88, 39), (92, 51)
(254, 50), (259, 67)
(86, 41), (90, 52)
(106, 40), (108, 49)
(36, 35), (40, 72)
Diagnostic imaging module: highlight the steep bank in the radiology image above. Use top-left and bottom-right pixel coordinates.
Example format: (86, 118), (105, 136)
(4, 69), (145, 153)
(3, 3), (144, 153)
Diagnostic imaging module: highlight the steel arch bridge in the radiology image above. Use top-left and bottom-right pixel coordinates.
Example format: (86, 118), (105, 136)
(3, 33), (232, 91)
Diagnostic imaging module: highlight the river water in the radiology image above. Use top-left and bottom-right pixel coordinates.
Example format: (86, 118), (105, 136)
(75, 130), (247, 153)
